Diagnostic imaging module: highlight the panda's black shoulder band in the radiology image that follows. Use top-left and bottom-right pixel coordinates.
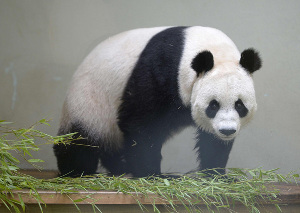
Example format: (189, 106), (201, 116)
(240, 48), (262, 73)
(191, 50), (214, 77)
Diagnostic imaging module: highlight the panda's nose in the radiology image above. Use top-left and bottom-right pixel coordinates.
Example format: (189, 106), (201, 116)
(219, 129), (236, 136)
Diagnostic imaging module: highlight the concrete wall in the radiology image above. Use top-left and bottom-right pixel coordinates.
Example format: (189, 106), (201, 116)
(1, 0), (299, 174)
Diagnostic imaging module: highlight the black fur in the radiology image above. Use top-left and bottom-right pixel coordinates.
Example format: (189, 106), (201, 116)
(53, 123), (101, 177)
(191, 51), (214, 76)
(239, 48), (262, 73)
(54, 123), (127, 177)
(117, 27), (193, 177)
(205, 99), (220, 118)
(195, 128), (234, 175)
(235, 99), (248, 118)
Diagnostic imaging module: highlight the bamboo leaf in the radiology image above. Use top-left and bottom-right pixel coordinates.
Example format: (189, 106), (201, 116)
(28, 159), (44, 163)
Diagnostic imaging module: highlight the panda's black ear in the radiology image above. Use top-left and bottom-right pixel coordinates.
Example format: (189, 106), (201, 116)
(191, 51), (214, 77)
(240, 48), (262, 73)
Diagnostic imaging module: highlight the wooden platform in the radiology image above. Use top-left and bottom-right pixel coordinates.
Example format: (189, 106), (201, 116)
(1, 170), (300, 212)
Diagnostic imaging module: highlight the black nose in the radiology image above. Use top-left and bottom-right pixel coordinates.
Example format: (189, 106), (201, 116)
(220, 129), (236, 136)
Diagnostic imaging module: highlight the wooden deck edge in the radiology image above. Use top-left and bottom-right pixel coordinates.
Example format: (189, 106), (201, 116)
(3, 183), (300, 205)
(4, 171), (300, 206)
(5, 190), (165, 205)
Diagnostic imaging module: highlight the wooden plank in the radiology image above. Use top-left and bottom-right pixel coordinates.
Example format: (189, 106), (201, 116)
(5, 190), (174, 205)
(8, 170), (300, 207)
(268, 183), (300, 204)
(3, 183), (300, 205)
(2, 203), (300, 213)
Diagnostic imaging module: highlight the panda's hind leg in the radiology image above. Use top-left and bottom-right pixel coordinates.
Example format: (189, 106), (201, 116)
(54, 124), (100, 177)
(98, 149), (127, 176)
(53, 140), (100, 177)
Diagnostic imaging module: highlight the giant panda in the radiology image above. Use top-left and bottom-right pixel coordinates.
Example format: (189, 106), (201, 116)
(54, 26), (262, 177)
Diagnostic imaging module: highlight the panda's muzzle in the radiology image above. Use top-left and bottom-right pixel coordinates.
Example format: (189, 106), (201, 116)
(219, 129), (236, 136)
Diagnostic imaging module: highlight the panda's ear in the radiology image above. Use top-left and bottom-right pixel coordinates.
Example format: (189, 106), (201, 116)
(191, 51), (214, 77)
(240, 48), (262, 73)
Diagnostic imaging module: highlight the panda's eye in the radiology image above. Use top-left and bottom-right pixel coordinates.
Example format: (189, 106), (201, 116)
(236, 102), (243, 109)
(210, 100), (219, 110)
(206, 99), (220, 118)
(235, 99), (248, 118)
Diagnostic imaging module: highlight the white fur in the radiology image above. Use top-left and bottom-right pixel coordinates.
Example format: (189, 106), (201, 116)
(191, 63), (257, 140)
(177, 26), (257, 140)
(178, 26), (241, 106)
(60, 27), (169, 150)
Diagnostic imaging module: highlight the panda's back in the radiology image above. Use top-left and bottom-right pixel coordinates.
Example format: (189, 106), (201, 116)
(60, 27), (170, 148)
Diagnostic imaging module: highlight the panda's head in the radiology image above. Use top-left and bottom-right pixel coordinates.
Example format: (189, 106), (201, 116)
(190, 49), (262, 141)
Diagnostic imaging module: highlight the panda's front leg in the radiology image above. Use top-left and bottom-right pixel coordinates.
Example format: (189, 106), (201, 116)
(195, 128), (234, 176)
(123, 134), (164, 178)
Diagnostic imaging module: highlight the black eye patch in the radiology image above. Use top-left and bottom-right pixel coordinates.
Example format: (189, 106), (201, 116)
(206, 99), (220, 118)
(235, 99), (248, 118)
